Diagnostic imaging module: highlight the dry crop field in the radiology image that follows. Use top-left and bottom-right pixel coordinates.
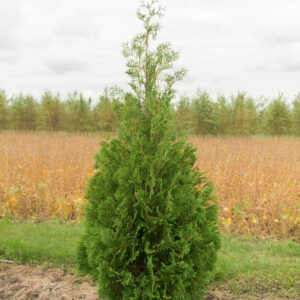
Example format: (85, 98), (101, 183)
(0, 132), (299, 240)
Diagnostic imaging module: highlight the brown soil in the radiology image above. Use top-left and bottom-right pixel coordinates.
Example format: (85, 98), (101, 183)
(0, 262), (278, 300)
(0, 263), (98, 300)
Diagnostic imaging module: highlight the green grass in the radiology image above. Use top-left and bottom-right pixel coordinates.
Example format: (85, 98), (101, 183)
(0, 219), (299, 299)
(213, 235), (300, 298)
(0, 219), (81, 267)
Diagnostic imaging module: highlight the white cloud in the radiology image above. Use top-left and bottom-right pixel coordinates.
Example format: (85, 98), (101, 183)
(45, 55), (90, 75)
(0, 0), (299, 101)
(0, 1), (21, 52)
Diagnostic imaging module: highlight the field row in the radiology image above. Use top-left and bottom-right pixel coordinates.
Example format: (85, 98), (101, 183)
(0, 132), (299, 240)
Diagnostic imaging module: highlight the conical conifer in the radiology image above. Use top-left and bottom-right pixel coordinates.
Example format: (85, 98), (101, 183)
(77, 1), (220, 299)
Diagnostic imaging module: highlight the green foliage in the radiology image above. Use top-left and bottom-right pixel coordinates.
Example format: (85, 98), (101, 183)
(63, 92), (93, 132)
(0, 89), (298, 135)
(0, 89), (8, 130)
(39, 91), (63, 131)
(9, 94), (38, 130)
(191, 90), (217, 135)
(77, 1), (220, 299)
(264, 94), (292, 135)
(174, 96), (192, 133)
(292, 94), (300, 135)
(215, 95), (232, 135)
(230, 92), (258, 136)
(93, 87), (121, 132)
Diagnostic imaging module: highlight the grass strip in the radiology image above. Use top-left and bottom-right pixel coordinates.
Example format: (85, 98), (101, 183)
(0, 219), (299, 298)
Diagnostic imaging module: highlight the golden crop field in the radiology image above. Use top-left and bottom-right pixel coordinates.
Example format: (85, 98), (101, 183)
(0, 132), (299, 240)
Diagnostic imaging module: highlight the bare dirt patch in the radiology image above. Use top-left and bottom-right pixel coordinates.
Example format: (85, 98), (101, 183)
(0, 262), (285, 300)
(0, 262), (98, 300)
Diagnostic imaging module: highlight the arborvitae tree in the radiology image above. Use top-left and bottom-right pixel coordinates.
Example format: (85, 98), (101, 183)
(191, 89), (216, 135)
(39, 91), (63, 131)
(0, 89), (8, 130)
(77, 1), (220, 299)
(9, 94), (39, 130)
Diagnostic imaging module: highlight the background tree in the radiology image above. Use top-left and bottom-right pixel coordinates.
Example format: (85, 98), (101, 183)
(77, 1), (220, 299)
(93, 87), (121, 132)
(263, 94), (292, 135)
(254, 97), (268, 135)
(2, 86), (299, 136)
(0, 89), (8, 130)
(39, 91), (63, 131)
(191, 89), (216, 135)
(292, 94), (300, 135)
(230, 92), (258, 136)
(214, 95), (232, 135)
(9, 94), (39, 130)
(63, 92), (93, 131)
(174, 96), (192, 133)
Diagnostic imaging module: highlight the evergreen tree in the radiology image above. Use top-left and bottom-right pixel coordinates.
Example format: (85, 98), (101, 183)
(39, 91), (63, 131)
(9, 94), (39, 130)
(255, 97), (268, 135)
(191, 89), (216, 135)
(174, 96), (192, 133)
(264, 94), (292, 135)
(215, 95), (232, 135)
(63, 91), (93, 131)
(93, 87), (121, 132)
(77, 2), (220, 299)
(230, 92), (258, 136)
(0, 89), (8, 130)
(292, 94), (300, 135)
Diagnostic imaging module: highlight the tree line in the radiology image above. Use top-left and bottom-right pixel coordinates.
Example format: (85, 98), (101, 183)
(0, 88), (299, 135)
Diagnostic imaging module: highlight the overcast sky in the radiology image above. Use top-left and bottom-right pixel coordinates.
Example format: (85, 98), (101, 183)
(0, 0), (300, 102)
